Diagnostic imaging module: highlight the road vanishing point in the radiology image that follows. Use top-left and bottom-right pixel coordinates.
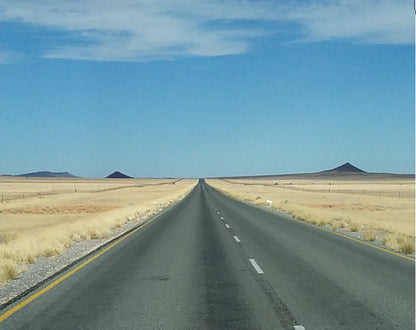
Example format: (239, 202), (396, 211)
(0, 180), (414, 329)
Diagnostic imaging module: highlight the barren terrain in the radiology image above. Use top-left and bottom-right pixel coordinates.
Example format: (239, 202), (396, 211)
(0, 177), (197, 284)
(206, 177), (415, 254)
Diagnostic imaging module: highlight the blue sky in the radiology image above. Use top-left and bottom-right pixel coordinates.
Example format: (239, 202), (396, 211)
(0, 0), (414, 178)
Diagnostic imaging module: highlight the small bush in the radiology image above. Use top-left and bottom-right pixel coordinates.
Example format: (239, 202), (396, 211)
(44, 248), (58, 257)
(86, 227), (100, 239)
(399, 240), (415, 254)
(350, 223), (360, 232)
(381, 235), (389, 245)
(362, 231), (377, 242)
(0, 260), (18, 284)
(331, 220), (344, 231)
(318, 219), (327, 226)
(397, 235), (406, 244)
(397, 236), (415, 254)
(26, 254), (35, 264)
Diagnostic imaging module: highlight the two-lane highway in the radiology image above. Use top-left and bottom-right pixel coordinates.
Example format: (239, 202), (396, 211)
(0, 180), (414, 329)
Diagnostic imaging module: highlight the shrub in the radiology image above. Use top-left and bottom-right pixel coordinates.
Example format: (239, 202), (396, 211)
(362, 231), (377, 242)
(331, 219), (344, 231)
(349, 223), (360, 232)
(318, 219), (327, 226)
(399, 240), (415, 254)
(0, 260), (18, 284)
(397, 236), (415, 254)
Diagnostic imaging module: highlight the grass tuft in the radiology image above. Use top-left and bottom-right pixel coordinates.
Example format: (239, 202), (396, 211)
(362, 230), (377, 242)
(397, 235), (415, 254)
(399, 240), (415, 254)
(26, 254), (35, 264)
(0, 259), (18, 284)
(331, 219), (345, 231)
(349, 223), (360, 232)
(308, 218), (318, 225)
(318, 219), (327, 226)
(44, 247), (59, 257)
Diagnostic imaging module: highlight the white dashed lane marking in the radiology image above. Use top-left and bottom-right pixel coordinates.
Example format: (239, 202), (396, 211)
(233, 235), (241, 243)
(225, 224), (230, 229)
(249, 259), (264, 274)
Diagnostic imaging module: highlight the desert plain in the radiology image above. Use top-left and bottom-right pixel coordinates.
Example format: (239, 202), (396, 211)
(206, 176), (415, 254)
(0, 177), (197, 284)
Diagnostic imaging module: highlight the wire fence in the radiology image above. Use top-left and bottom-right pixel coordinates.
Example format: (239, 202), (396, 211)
(220, 179), (415, 198)
(1, 179), (182, 202)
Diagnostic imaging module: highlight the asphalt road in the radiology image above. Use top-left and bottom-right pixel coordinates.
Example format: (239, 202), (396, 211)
(0, 180), (414, 329)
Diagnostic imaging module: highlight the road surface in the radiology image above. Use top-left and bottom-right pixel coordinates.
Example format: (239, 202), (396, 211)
(0, 180), (414, 329)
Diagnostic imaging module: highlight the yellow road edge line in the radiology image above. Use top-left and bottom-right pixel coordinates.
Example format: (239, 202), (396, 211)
(0, 208), (170, 323)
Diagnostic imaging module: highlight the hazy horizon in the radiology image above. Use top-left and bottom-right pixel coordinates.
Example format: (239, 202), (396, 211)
(4, 161), (415, 179)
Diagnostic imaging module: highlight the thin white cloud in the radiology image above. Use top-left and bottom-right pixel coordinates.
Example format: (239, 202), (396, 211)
(0, 0), (272, 61)
(0, 49), (24, 64)
(0, 50), (12, 63)
(286, 0), (413, 44)
(0, 0), (412, 62)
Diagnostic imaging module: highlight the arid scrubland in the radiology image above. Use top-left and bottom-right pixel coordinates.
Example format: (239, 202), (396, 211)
(206, 177), (415, 254)
(0, 177), (197, 284)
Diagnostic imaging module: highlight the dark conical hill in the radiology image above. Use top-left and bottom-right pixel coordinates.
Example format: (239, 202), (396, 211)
(326, 162), (365, 173)
(106, 171), (133, 179)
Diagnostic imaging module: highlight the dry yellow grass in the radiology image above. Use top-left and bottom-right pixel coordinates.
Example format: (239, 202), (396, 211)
(206, 177), (415, 254)
(0, 177), (197, 284)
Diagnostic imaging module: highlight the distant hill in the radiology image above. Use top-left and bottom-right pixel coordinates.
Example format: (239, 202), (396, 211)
(220, 162), (413, 180)
(106, 171), (133, 179)
(321, 162), (366, 174)
(16, 171), (78, 178)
